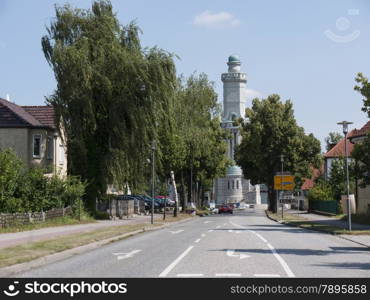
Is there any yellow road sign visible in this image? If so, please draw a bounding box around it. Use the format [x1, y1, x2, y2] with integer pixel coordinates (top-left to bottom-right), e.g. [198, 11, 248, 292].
[274, 175, 295, 190]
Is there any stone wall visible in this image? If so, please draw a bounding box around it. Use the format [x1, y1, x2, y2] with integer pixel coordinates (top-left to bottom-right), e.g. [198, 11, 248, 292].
[0, 206, 72, 228]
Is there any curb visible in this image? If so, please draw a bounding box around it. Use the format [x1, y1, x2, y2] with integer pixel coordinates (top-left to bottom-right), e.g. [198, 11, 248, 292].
[0, 215, 196, 277]
[264, 210, 370, 249]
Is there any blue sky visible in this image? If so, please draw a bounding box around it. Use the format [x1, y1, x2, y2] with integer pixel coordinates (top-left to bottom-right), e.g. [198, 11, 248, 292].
[0, 0, 369, 150]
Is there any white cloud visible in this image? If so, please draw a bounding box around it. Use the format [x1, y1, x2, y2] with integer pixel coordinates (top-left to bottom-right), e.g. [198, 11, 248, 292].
[193, 10, 241, 28]
[245, 89, 262, 100]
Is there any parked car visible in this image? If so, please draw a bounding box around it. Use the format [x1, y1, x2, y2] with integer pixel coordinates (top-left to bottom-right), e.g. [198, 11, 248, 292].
[155, 196, 175, 207]
[133, 195, 161, 210]
[219, 204, 233, 214]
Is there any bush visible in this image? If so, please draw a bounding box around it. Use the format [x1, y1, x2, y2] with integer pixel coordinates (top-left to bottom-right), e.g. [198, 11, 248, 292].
[0, 149, 23, 213]
[307, 182, 334, 202]
[0, 149, 86, 214]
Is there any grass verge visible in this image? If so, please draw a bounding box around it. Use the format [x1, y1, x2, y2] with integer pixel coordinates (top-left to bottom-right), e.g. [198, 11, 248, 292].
[266, 210, 370, 236]
[0, 213, 193, 268]
[0, 215, 95, 234]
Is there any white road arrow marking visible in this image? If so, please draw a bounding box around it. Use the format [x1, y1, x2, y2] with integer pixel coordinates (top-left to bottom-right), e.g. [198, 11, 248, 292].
[226, 249, 250, 259]
[113, 250, 141, 260]
[169, 230, 184, 234]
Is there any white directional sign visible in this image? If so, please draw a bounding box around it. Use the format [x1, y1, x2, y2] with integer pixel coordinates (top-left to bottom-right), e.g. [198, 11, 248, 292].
[113, 250, 141, 260]
[169, 230, 184, 234]
[226, 249, 250, 259]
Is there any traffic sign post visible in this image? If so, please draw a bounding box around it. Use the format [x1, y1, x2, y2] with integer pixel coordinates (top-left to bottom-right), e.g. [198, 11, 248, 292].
[274, 173, 295, 220]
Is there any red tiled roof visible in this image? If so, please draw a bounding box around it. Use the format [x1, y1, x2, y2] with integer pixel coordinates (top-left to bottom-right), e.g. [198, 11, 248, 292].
[0, 98, 55, 129]
[324, 130, 355, 158]
[0, 98, 42, 127]
[22, 106, 55, 128]
[301, 167, 323, 190]
[350, 121, 370, 139]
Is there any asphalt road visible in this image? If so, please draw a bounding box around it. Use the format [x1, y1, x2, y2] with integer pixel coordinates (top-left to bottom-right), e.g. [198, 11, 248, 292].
[17, 208, 370, 278]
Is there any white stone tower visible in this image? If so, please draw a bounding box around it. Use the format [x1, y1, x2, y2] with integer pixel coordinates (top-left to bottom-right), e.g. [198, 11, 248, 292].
[215, 55, 261, 205]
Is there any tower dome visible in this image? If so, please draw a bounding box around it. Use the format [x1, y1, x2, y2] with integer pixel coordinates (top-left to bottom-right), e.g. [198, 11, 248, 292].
[228, 55, 240, 63]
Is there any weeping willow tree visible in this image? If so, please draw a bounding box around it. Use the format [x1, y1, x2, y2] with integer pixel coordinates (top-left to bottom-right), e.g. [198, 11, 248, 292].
[42, 0, 177, 210]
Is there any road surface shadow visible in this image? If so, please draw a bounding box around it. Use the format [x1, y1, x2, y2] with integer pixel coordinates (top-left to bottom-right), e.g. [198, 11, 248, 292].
[312, 262, 370, 270]
[210, 247, 369, 256]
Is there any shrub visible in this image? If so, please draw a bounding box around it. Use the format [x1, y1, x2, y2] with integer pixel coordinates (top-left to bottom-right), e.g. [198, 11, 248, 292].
[307, 182, 334, 202]
[0, 149, 23, 213]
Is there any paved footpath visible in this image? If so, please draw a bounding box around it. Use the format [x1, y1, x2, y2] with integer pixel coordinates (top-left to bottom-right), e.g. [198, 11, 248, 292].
[0, 215, 162, 249]
[16, 208, 370, 278]
[285, 210, 370, 248]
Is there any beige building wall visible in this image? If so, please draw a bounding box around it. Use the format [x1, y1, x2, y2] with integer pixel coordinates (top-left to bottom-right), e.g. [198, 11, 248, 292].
[0, 128, 29, 166]
[357, 185, 370, 215]
[0, 127, 67, 177]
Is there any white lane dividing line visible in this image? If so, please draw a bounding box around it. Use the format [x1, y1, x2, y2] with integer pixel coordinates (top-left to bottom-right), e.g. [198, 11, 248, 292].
[201, 233, 206, 237]
[204, 221, 213, 224]
[229, 220, 295, 278]
[215, 273, 241, 277]
[208, 229, 214, 232]
[195, 239, 201, 243]
[254, 274, 281, 277]
[159, 246, 194, 278]
[177, 274, 204, 277]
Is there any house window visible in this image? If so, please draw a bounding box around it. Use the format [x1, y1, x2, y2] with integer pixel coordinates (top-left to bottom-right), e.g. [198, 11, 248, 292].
[33, 135, 41, 158]
[228, 181, 230, 190]
[47, 136, 53, 159]
[232, 181, 235, 189]
[59, 144, 64, 165]
[237, 180, 239, 189]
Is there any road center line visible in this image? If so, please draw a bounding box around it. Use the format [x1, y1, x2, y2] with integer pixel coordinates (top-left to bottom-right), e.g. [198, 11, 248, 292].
[254, 274, 281, 277]
[195, 238, 201, 243]
[215, 273, 241, 277]
[208, 229, 214, 232]
[159, 246, 194, 277]
[177, 274, 204, 277]
[229, 220, 295, 278]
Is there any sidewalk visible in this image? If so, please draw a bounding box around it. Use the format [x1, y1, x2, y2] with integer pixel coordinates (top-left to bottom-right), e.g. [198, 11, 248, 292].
[284, 209, 370, 248]
[0, 214, 164, 249]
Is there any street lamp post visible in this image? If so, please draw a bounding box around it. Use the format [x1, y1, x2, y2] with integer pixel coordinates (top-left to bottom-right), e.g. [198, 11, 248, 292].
[337, 121, 353, 231]
[151, 140, 156, 225]
[280, 154, 284, 219]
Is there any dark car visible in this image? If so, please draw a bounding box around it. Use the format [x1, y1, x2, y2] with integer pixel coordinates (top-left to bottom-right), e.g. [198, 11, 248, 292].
[219, 204, 233, 214]
[132, 195, 161, 210]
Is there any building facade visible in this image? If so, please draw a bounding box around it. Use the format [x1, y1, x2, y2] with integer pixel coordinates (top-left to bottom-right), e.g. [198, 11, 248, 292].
[0, 98, 67, 176]
[214, 55, 261, 205]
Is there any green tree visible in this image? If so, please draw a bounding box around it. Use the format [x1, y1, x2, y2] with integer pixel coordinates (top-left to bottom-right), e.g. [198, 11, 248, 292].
[167, 74, 230, 207]
[42, 0, 177, 210]
[328, 157, 356, 200]
[324, 132, 343, 151]
[351, 133, 370, 187]
[354, 73, 370, 118]
[235, 94, 321, 212]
